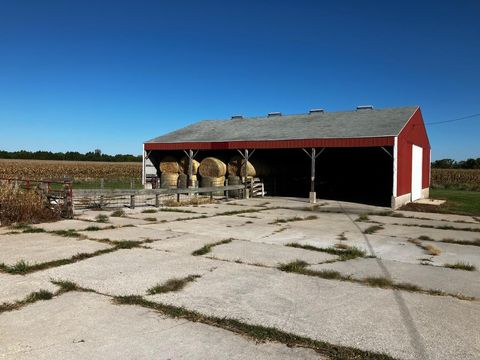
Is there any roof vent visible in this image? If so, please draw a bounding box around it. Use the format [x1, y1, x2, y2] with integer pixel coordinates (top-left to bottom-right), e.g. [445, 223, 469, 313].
[231, 115, 243, 120]
[309, 108, 324, 114]
[267, 112, 282, 117]
[356, 105, 374, 110]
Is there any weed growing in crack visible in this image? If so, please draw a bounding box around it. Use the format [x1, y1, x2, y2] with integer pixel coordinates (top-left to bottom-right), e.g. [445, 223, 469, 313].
[363, 225, 383, 234]
[444, 262, 476, 271]
[192, 239, 234, 256]
[147, 275, 200, 295]
[286, 243, 366, 261]
[111, 209, 126, 217]
[95, 214, 109, 223]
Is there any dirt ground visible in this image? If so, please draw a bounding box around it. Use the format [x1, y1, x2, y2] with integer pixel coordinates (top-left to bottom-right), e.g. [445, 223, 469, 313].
[1, 197, 479, 360]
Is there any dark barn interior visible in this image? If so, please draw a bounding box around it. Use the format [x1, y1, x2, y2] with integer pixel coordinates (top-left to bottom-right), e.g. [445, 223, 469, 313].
[148, 146, 393, 207]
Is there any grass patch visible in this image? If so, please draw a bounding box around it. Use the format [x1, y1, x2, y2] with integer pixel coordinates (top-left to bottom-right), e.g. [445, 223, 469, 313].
[111, 209, 125, 217]
[0, 259, 30, 274]
[112, 295, 396, 360]
[418, 235, 433, 241]
[356, 214, 370, 222]
[334, 242, 350, 250]
[84, 225, 102, 231]
[216, 208, 264, 216]
[144, 217, 157, 222]
[0, 289, 54, 314]
[286, 243, 367, 261]
[52, 229, 83, 238]
[21, 226, 46, 233]
[270, 215, 318, 224]
[147, 275, 200, 295]
[439, 238, 480, 247]
[141, 209, 158, 214]
[444, 262, 476, 271]
[95, 214, 109, 223]
[192, 238, 234, 256]
[51, 279, 80, 292]
[111, 240, 142, 249]
[409, 239, 442, 256]
[159, 208, 197, 214]
[363, 225, 383, 234]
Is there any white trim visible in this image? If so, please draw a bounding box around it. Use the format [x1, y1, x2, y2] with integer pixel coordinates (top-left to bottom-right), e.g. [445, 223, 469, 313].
[411, 145, 423, 201]
[392, 136, 398, 197]
[142, 144, 146, 186]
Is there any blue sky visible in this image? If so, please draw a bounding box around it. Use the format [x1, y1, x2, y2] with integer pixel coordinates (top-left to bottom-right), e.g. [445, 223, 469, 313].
[0, 0, 479, 160]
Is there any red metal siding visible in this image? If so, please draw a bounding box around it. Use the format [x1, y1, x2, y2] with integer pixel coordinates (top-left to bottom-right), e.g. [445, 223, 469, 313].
[396, 108, 431, 196]
[145, 136, 395, 151]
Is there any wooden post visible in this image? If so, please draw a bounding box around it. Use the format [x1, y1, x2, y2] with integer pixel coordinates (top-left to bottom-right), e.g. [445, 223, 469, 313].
[309, 148, 316, 203]
[63, 181, 74, 219]
[155, 194, 160, 207]
[99, 195, 105, 209]
[188, 149, 193, 187]
[210, 191, 213, 202]
[225, 178, 229, 200]
[130, 195, 135, 209]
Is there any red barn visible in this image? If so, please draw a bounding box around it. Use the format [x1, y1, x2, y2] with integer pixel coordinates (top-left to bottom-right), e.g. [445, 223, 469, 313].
[144, 105, 430, 208]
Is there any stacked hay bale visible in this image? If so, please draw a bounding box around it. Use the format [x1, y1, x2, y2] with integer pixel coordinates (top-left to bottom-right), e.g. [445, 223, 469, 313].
[159, 156, 179, 189]
[179, 156, 199, 187]
[199, 157, 226, 195]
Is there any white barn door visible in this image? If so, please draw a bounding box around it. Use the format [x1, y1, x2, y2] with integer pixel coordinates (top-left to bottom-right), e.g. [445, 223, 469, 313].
[411, 145, 423, 201]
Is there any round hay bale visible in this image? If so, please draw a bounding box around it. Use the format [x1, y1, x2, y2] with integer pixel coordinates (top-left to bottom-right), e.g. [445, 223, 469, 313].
[179, 156, 200, 175]
[160, 173, 179, 189]
[178, 173, 188, 189]
[201, 176, 225, 196]
[199, 157, 226, 177]
[159, 156, 179, 174]
[227, 156, 256, 177]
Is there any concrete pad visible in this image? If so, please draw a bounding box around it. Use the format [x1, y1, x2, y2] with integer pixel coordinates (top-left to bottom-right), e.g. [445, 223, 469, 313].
[79, 226, 170, 242]
[32, 219, 110, 232]
[0, 273, 59, 304]
[148, 262, 480, 360]
[368, 215, 480, 231]
[36, 249, 224, 296]
[309, 258, 480, 298]
[415, 198, 445, 205]
[0, 233, 112, 265]
[142, 215, 279, 240]
[358, 222, 480, 242]
[420, 240, 480, 269]
[126, 210, 206, 222]
[147, 232, 227, 255]
[0, 292, 321, 360]
[209, 240, 337, 266]
[396, 210, 478, 224]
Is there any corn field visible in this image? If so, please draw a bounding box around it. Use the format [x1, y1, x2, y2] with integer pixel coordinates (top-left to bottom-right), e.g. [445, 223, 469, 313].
[0, 159, 141, 181]
[431, 168, 480, 191]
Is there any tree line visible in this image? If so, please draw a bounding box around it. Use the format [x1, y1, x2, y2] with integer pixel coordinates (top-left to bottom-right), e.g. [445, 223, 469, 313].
[0, 150, 142, 162]
[431, 158, 480, 169]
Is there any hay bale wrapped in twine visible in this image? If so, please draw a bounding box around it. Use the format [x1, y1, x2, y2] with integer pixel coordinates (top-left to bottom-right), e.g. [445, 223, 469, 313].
[179, 156, 200, 175]
[227, 156, 256, 177]
[159, 156, 179, 174]
[201, 176, 225, 195]
[198, 157, 226, 177]
[160, 173, 179, 189]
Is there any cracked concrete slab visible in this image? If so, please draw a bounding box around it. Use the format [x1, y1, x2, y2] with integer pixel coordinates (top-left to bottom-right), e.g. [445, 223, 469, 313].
[208, 239, 337, 266]
[395, 210, 479, 224]
[147, 262, 480, 360]
[36, 249, 224, 296]
[358, 222, 480, 242]
[0, 233, 112, 266]
[0, 291, 322, 360]
[147, 232, 227, 255]
[309, 257, 480, 298]
[0, 273, 59, 304]
[79, 226, 170, 242]
[368, 215, 480, 231]
[419, 240, 480, 269]
[31, 219, 108, 232]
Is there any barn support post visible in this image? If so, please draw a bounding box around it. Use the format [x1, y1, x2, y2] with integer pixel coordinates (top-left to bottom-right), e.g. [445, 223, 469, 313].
[302, 148, 325, 204]
[183, 149, 198, 189]
[236, 148, 255, 199]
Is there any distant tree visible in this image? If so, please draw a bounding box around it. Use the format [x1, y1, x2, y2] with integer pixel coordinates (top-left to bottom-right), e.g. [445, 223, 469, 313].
[0, 149, 142, 162]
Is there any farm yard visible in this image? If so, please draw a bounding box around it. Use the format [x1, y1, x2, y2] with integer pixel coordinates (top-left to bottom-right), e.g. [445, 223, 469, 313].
[1, 197, 479, 359]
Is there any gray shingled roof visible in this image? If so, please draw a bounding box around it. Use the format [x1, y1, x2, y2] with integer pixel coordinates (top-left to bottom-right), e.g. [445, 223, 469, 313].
[146, 106, 418, 143]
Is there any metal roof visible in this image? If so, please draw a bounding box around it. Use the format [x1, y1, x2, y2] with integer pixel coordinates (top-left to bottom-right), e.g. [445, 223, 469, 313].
[146, 106, 418, 144]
